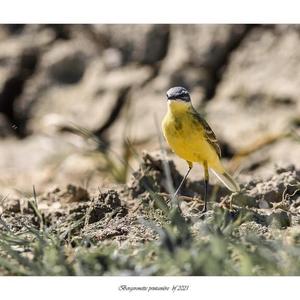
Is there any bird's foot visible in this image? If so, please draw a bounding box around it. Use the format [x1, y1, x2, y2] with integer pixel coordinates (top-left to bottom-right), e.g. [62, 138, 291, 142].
[198, 205, 209, 218]
[201, 201, 208, 213]
[200, 206, 207, 214]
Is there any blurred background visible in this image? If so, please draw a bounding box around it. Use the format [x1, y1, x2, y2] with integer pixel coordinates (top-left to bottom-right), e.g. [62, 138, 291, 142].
[0, 24, 299, 196]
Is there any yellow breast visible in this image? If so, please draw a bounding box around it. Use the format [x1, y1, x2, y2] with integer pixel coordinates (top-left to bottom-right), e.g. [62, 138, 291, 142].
[162, 101, 222, 171]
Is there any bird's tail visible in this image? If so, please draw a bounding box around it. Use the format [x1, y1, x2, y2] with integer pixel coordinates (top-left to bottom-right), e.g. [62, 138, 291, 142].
[210, 169, 240, 192]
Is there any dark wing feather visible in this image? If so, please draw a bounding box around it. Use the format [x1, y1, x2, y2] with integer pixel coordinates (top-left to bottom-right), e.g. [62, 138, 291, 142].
[190, 110, 222, 158]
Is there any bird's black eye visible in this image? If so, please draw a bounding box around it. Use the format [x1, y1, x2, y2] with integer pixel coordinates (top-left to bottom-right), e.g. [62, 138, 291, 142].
[180, 92, 190, 101]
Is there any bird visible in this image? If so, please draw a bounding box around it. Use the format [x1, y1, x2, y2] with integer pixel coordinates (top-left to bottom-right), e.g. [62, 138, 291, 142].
[161, 86, 240, 212]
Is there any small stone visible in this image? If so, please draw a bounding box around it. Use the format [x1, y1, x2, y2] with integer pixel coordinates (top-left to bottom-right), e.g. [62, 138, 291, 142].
[268, 209, 291, 228]
[231, 194, 257, 208]
[2, 198, 21, 213]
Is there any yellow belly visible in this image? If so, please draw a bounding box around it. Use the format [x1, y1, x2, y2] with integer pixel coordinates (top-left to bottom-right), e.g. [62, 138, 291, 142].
[162, 110, 223, 172]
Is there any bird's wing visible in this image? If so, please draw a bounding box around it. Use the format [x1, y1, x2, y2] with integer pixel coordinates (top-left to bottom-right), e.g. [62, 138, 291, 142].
[190, 110, 222, 158]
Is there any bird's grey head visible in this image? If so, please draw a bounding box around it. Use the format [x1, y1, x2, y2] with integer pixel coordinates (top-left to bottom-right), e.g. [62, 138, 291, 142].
[166, 86, 191, 102]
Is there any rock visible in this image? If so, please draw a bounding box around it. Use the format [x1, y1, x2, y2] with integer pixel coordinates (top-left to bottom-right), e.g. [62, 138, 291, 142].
[158, 24, 248, 95]
[14, 36, 101, 134]
[206, 26, 300, 173]
[247, 168, 299, 204]
[231, 193, 257, 208]
[219, 166, 299, 211]
[25, 59, 152, 138]
[92, 24, 170, 65]
[267, 209, 291, 228]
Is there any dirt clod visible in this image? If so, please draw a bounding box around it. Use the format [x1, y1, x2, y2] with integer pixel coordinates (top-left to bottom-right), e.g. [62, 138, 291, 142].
[1, 198, 21, 213]
[86, 190, 127, 224]
[58, 184, 90, 204]
[128, 152, 183, 198]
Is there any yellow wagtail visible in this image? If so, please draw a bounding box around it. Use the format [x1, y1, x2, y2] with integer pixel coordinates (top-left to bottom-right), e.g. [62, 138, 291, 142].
[162, 86, 240, 212]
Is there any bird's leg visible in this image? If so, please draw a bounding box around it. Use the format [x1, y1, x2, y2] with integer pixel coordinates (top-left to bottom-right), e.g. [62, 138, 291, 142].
[172, 161, 192, 201]
[202, 161, 209, 213]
